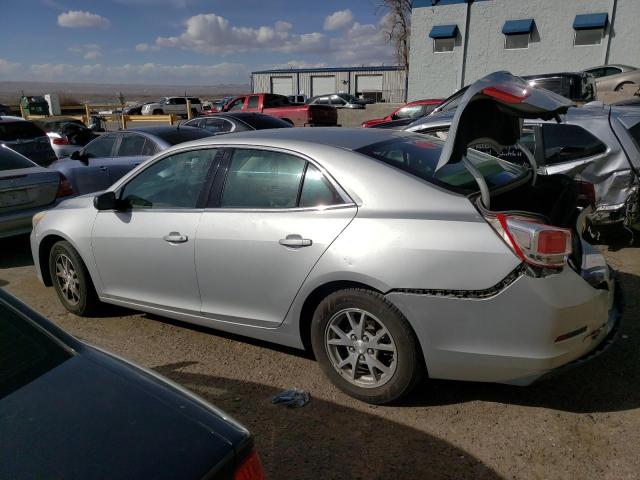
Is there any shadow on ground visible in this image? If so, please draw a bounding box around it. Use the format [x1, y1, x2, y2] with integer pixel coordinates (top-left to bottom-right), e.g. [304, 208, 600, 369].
[0, 235, 34, 269]
[154, 362, 503, 480]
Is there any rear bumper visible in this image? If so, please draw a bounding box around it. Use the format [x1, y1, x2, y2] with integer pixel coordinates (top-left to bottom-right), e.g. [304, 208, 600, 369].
[387, 256, 621, 385]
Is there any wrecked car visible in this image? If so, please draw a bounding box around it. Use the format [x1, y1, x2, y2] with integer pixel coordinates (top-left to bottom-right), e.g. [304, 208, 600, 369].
[405, 94, 640, 235]
[31, 72, 621, 404]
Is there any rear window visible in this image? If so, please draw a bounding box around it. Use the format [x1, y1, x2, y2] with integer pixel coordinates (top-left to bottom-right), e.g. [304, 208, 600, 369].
[154, 127, 214, 145]
[0, 146, 36, 171]
[0, 121, 46, 141]
[0, 303, 71, 399]
[237, 114, 292, 130]
[264, 95, 291, 108]
[356, 136, 526, 193]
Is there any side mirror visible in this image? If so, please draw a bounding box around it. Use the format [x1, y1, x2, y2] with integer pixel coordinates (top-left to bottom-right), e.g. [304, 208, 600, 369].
[93, 191, 117, 210]
[70, 150, 82, 160]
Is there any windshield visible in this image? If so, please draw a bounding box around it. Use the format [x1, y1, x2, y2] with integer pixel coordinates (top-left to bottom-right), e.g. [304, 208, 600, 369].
[355, 135, 527, 193]
[0, 146, 37, 170]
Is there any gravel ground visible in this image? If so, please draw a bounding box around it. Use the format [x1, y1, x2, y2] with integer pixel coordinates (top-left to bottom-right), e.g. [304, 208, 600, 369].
[1, 234, 639, 480]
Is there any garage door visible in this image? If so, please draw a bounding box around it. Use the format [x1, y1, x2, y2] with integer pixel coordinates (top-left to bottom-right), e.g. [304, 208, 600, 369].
[271, 77, 293, 96]
[311, 76, 335, 96]
[356, 75, 383, 95]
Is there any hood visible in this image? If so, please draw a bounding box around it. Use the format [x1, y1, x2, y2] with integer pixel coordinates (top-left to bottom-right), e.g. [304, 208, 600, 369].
[434, 71, 574, 171]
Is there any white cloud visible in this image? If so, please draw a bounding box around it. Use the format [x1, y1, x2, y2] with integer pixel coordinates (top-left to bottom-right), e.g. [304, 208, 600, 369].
[323, 9, 354, 31]
[58, 10, 110, 29]
[135, 43, 160, 52]
[272, 60, 329, 69]
[68, 44, 103, 60]
[0, 58, 21, 76]
[20, 62, 248, 84]
[154, 13, 326, 54]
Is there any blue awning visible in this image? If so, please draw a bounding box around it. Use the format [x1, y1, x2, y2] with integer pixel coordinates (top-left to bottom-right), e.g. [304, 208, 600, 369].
[573, 13, 608, 30]
[502, 19, 535, 35]
[429, 24, 458, 39]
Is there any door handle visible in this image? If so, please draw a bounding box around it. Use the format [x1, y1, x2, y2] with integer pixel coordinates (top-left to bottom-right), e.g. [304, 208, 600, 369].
[163, 232, 188, 243]
[279, 234, 312, 248]
[99, 166, 108, 172]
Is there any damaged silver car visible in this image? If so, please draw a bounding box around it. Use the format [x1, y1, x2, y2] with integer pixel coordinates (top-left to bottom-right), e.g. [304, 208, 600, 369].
[405, 91, 640, 235]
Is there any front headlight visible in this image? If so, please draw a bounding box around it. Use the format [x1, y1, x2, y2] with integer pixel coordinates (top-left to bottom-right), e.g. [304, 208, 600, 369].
[32, 211, 46, 228]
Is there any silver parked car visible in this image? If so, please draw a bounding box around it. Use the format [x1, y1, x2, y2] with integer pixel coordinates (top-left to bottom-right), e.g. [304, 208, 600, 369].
[31, 73, 621, 404]
[583, 64, 640, 92]
[1, 145, 72, 238]
[404, 105, 640, 233]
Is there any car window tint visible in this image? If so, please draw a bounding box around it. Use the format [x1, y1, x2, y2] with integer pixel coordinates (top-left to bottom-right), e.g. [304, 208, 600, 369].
[203, 118, 234, 134]
[228, 98, 245, 111]
[83, 134, 116, 158]
[0, 303, 71, 400]
[542, 124, 606, 165]
[154, 128, 213, 145]
[264, 95, 290, 107]
[0, 147, 36, 170]
[604, 67, 622, 76]
[141, 139, 158, 156]
[121, 149, 217, 209]
[174, 98, 186, 105]
[394, 105, 423, 120]
[221, 149, 305, 208]
[117, 134, 147, 157]
[247, 96, 260, 109]
[299, 164, 344, 208]
[236, 114, 292, 130]
[0, 122, 46, 141]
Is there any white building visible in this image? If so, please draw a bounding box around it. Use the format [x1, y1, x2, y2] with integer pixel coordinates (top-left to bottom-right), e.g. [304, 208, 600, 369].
[407, 0, 640, 100]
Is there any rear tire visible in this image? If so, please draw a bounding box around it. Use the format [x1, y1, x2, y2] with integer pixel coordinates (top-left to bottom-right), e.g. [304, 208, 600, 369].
[49, 240, 100, 316]
[153, 109, 163, 115]
[311, 288, 425, 404]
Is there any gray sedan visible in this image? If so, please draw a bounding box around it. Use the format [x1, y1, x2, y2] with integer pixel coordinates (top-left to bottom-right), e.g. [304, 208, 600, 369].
[31, 73, 621, 404]
[0, 145, 71, 238]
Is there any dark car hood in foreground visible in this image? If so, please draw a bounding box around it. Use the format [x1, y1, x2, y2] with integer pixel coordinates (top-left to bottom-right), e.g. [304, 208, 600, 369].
[0, 294, 250, 480]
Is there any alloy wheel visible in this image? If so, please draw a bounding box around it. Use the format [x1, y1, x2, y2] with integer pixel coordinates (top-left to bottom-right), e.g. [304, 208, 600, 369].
[54, 254, 81, 306]
[324, 308, 397, 388]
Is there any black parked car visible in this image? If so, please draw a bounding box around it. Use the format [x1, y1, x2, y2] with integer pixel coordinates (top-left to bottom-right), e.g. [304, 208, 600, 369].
[0, 116, 57, 166]
[184, 112, 293, 134]
[0, 289, 265, 480]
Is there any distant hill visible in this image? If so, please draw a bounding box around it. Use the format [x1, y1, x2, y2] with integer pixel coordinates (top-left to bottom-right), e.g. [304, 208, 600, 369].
[0, 81, 250, 105]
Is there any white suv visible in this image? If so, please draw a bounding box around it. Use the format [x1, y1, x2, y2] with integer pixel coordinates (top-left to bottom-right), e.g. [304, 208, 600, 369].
[141, 97, 202, 116]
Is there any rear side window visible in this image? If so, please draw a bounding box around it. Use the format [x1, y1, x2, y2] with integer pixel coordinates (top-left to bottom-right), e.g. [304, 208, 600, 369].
[188, 98, 201, 104]
[0, 303, 71, 399]
[0, 146, 36, 170]
[0, 122, 46, 141]
[117, 134, 147, 157]
[221, 149, 305, 208]
[237, 114, 292, 130]
[203, 118, 235, 134]
[299, 164, 344, 207]
[247, 96, 260, 109]
[264, 95, 290, 108]
[173, 98, 186, 105]
[542, 124, 606, 165]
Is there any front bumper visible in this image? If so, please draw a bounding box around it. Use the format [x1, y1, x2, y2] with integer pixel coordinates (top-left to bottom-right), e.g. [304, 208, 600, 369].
[387, 248, 621, 385]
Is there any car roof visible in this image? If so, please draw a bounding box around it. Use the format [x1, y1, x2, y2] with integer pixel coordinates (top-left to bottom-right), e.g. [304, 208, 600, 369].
[174, 126, 412, 151]
[0, 115, 27, 123]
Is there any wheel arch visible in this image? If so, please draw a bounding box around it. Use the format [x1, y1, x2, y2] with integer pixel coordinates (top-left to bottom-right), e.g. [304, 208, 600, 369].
[38, 232, 92, 288]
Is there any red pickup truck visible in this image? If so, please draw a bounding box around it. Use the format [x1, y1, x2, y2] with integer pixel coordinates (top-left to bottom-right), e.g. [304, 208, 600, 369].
[212, 93, 338, 127]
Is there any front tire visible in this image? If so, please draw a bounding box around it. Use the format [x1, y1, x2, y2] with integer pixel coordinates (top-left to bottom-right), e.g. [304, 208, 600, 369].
[49, 240, 100, 316]
[153, 108, 163, 115]
[311, 288, 424, 404]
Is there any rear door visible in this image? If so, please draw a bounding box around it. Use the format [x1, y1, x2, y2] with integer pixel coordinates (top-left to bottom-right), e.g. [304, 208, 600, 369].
[195, 147, 356, 327]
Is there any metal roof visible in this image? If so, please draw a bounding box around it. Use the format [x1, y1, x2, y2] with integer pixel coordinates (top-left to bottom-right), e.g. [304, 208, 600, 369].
[252, 66, 405, 75]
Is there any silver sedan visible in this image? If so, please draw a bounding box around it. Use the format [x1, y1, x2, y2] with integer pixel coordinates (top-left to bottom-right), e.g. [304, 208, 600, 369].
[30, 73, 622, 404]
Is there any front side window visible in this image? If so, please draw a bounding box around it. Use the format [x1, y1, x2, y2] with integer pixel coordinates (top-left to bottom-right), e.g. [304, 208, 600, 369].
[575, 28, 603, 46]
[330, 96, 345, 106]
[221, 149, 305, 208]
[83, 134, 116, 159]
[505, 33, 529, 49]
[120, 149, 217, 209]
[604, 67, 622, 76]
[434, 38, 454, 52]
[228, 98, 245, 111]
[116, 133, 147, 157]
[542, 124, 606, 165]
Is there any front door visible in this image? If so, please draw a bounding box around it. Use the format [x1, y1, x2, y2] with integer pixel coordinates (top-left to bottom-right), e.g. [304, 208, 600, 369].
[196, 147, 356, 327]
[72, 133, 116, 194]
[92, 147, 220, 312]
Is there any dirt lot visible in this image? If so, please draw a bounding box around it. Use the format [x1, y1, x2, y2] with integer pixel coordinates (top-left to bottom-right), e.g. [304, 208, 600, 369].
[1, 234, 639, 480]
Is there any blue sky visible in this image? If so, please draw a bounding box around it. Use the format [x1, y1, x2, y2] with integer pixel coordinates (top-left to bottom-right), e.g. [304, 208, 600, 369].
[0, 0, 397, 85]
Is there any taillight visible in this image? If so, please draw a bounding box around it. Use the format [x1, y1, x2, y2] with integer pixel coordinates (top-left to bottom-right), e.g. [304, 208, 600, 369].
[482, 84, 531, 104]
[56, 173, 73, 198]
[234, 449, 265, 480]
[486, 213, 572, 268]
[576, 180, 596, 208]
[52, 137, 69, 145]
